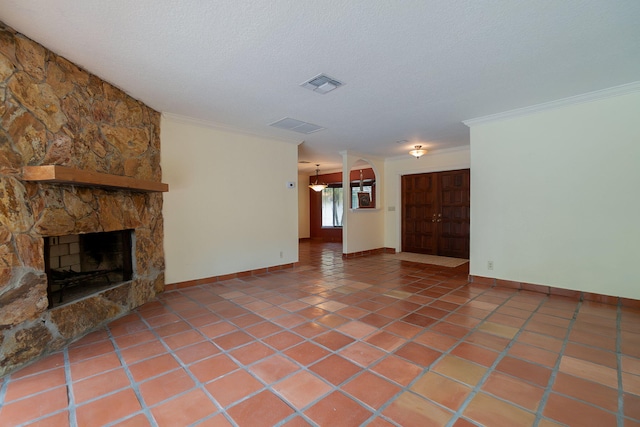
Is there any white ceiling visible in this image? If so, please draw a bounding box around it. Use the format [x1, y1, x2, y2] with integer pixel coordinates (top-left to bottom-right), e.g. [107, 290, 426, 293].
[1, 0, 639, 173]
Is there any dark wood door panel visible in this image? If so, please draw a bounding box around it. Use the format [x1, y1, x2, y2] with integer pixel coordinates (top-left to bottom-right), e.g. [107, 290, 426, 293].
[441, 206, 468, 220]
[402, 169, 470, 258]
[438, 169, 470, 258]
[402, 174, 438, 254]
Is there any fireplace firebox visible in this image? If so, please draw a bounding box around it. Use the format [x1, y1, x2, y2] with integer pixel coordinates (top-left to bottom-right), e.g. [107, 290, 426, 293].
[44, 230, 134, 308]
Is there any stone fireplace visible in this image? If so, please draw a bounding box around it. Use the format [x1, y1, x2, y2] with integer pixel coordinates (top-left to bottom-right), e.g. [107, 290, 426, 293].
[0, 23, 166, 376]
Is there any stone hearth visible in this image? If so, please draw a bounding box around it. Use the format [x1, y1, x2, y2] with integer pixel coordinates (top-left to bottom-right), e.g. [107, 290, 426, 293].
[0, 22, 165, 376]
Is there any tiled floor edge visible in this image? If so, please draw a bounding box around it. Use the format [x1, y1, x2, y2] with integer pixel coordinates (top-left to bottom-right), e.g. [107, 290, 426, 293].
[164, 262, 299, 290]
[342, 247, 396, 259]
[468, 274, 640, 308]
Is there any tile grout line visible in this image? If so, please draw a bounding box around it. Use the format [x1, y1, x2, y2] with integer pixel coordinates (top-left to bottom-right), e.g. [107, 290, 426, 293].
[134, 301, 238, 427]
[104, 320, 160, 427]
[63, 348, 78, 427]
[143, 276, 630, 427]
[230, 271, 523, 425]
[349, 283, 538, 426]
[173, 277, 429, 426]
[233, 290, 375, 427]
[304, 270, 462, 426]
[181, 253, 635, 425]
[339, 276, 476, 425]
[358, 280, 492, 425]
[284, 264, 568, 420]
[443, 291, 550, 427]
[116, 276, 552, 422]
[182, 290, 321, 427]
[535, 304, 627, 423]
[1, 349, 73, 427]
[164, 280, 345, 426]
[243, 283, 388, 427]
[531, 298, 582, 427]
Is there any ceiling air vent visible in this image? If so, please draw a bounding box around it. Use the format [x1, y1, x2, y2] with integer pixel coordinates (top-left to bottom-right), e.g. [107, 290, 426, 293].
[300, 73, 344, 94]
[269, 117, 325, 134]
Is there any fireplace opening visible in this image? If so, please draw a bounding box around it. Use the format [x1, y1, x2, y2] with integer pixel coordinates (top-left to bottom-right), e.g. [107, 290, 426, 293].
[44, 230, 134, 308]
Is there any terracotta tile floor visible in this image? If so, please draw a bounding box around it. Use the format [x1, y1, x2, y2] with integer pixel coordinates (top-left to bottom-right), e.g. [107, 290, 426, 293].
[2, 241, 640, 426]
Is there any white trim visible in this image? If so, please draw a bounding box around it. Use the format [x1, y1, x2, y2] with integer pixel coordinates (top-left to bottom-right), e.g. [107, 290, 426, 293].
[162, 112, 303, 145]
[463, 81, 640, 127]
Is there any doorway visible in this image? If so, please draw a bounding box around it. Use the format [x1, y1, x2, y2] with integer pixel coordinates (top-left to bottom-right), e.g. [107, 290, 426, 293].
[401, 169, 470, 258]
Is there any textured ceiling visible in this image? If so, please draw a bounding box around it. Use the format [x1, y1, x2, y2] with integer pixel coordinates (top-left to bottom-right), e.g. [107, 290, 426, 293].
[1, 0, 639, 172]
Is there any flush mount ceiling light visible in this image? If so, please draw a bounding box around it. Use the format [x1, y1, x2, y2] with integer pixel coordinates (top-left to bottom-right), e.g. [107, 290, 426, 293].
[409, 145, 427, 159]
[269, 117, 325, 134]
[300, 74, 344, 94]
[309, 164, 328, 192]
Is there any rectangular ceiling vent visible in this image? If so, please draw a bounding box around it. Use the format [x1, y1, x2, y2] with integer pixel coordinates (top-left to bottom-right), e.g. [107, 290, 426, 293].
[269, 117, 325, 134]
[300, 73, 344, 94]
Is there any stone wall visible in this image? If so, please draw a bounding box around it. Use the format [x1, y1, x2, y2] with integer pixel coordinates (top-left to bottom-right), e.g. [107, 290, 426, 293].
[0, 22, 164, 376]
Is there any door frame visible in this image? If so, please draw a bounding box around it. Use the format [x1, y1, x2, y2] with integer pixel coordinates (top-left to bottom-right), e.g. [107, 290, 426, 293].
[393, 163, 470, 254]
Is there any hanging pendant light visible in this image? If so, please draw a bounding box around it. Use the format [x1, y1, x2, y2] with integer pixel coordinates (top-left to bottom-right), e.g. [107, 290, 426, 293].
[309, 164, 328, 192]
[409, 145, 427, 159]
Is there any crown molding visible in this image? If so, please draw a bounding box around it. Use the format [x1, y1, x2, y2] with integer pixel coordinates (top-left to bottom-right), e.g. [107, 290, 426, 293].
[463, 81, 640, 127]
[161, 112, 304, 145]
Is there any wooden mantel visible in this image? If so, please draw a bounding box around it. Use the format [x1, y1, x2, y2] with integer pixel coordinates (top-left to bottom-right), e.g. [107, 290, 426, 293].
[21, 165, 169, 192]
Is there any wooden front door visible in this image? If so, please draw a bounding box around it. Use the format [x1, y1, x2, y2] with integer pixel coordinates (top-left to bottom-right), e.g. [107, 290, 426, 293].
[401, 169, 470, 258]
[402, 173, 438, 254]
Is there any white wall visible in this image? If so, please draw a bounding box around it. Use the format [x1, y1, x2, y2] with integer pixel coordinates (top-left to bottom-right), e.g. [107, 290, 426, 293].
[298, 173, 310, 239]
[384, 147, 471, 251]
[342, 152, 385, 254]
[468, 91, 640, 299]
[161, 115, 299, 284]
